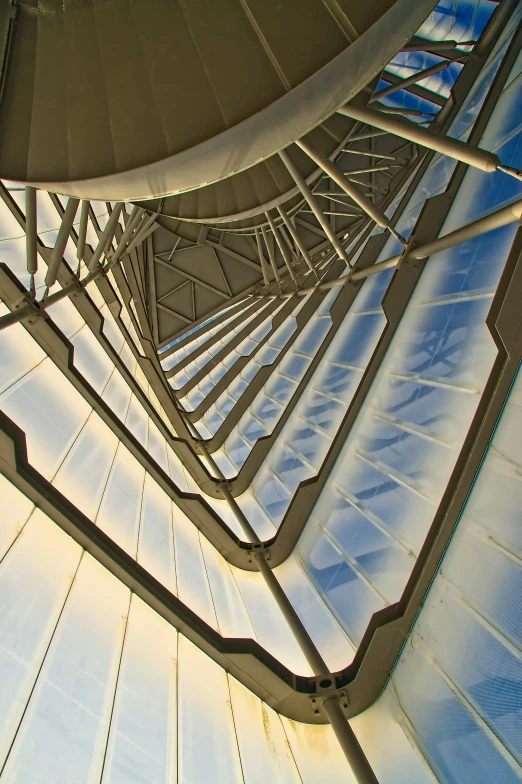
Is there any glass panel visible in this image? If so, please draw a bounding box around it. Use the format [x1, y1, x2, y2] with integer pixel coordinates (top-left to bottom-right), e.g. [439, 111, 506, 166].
[0, 475, 34, 559]
[101, 598, 177, 784]
[53, 413, 119, 520]
[0, 511, 81, 769]
[172, 511, 217, 630]
[281, 717, 358, 784]
[0, 359, 91, 480]
[178, 638, 244, 784]
[137, 475, 177, 594]
[96, 444, 145, 555]
[1, 554, 129, 784]
[228, 677, 301, 784]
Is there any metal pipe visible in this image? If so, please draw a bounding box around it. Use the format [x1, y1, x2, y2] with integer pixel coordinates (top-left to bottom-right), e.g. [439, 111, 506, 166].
[338, 103, 500, 172]
[302, 210, 362, 217]
[266, 211, 298, 284]
[279, 148, 350, 265]
[45, 197, 80, 288]
[76, 200, 90, 262]
[345, 129, 388, 142]
[401, 38, 460, 52]
[377, 106, 435, 117]
[296, 138, 396, 231]
[476, 0, 520, 55]
[410, 198, 522, 259]
[255, 228, 271, 286]
[341, 149, 404, 161]
[261, 225, 281, 286]
[25, 186, 37, 275]
[87, 202, 123, 271]
[252, 551, 330, 676]
[277, 206, 316, 274]
[370, 59, 452, 102]
[0, 264, 106, 331]
[296, 197, 522, 296]
[322, 697, 379, 784]
[341, 164, 400, 176]
[124, 212, 158, 257]
[109, 205, 145, 266]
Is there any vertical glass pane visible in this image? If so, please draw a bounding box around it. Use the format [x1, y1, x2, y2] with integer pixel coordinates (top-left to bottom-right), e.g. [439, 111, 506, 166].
[198, 538, 255, 639]
[178, 638, 243, 784]
[228, 677, 301, 783]
[172, 512, 217, 630]
[0, 359, 91, 480]
[0, 319, 45, 394]
[0, 511, 81, 769]
[102, 598, 177, 784]
[137, 475, 177, 594]
[281, 717, 357, 783]
[96, 444, 145, 556]
[0, 476, 34, 559]
[1, 555, 129, 784]
[53, 414, 119, 520]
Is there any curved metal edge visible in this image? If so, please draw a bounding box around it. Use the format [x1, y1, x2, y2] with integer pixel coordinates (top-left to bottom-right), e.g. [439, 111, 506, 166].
[23, 0, 438, 201]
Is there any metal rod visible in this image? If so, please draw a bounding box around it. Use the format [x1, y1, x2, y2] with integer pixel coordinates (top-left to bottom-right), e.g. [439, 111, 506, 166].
[279, 148, 350, 265]
[261, 225, 280, 285]
[476, 0, 520, 55]
[295, 197, 522, 296]
[341, 164, 401, 176]
[109, 205, 145, 266]
[123, 216, 159, 257]
[296, 138, 396, 232]
[252, 551, 330, 676]
[87, 202, 123, 271]
[322, 697, 379, 784]
[377, 106, 435, 117]
[45, 197, 80, 288]
[25, 186, 37, 275]
[338, 103, 500, 172]
[371, 59, 452, 102]
[76, 200, 90, 262]
[411, 198, 522, 259]
[266, 211, 298, 284]
[401, 38, 461, 52]
[277, 206, 316, 275]
[341, 149, 404, 161]
[345, 129, 388, 142]
[255, 228, 271, 286]
[302, 209, 362, 217]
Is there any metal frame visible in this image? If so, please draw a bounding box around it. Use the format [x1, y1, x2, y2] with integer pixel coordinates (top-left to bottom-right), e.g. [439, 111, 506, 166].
[0, 6, 519, 773]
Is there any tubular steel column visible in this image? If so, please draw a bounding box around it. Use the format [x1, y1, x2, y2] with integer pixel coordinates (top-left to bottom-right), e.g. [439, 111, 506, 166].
[338, 103, 501, 171]
[277, 206, 316, 276]
[279, 148, 350, 266]
[266, 211, 298, 285]
[296, 137, 399, 234]
[25, 186, 37, 292]
[202, 440, 379, 784]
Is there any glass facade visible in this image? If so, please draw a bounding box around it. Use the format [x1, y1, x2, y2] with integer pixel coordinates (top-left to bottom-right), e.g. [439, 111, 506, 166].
[1, 2, 521, 782]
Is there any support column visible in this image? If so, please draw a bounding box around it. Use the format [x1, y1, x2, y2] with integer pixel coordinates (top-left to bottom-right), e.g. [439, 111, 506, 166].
[279, 148, 350, 266]
[266, 211, 298, 285]
[205, 400, 380, 784]
[296, 138, 402, 239]
[277, 206, 316, 276]
[338, 103, 500, 171]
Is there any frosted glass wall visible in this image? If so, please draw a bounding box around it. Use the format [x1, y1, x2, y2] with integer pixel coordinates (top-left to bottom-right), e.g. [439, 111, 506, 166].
[352, 359, 522, 784]
[0, 501, 357, 784]
[297, 42, 522, 648]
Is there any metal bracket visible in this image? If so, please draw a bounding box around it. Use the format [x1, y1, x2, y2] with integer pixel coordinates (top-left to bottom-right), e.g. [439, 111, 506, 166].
[310, 689, 350, 716]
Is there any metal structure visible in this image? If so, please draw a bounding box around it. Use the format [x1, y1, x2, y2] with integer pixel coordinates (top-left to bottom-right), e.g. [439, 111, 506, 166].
[0, 1, 521, 782]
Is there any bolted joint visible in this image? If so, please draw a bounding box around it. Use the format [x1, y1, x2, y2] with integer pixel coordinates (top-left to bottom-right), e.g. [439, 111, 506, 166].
[310, 689, 349, 717]
[15, 292, 48, 326]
